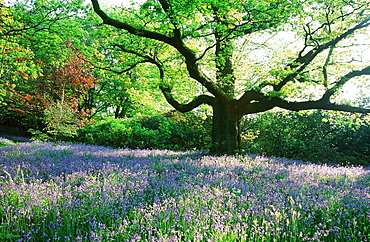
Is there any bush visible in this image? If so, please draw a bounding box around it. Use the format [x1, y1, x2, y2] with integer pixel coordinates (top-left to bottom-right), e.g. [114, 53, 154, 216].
[242, 110, 370, 165]
[26, 102, 81, 142]
[42, 102, 80, 141]
[77, 111, 211, 151]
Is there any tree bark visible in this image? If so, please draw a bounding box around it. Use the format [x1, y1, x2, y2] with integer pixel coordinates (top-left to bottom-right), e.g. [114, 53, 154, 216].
[210, 100, 241, 155]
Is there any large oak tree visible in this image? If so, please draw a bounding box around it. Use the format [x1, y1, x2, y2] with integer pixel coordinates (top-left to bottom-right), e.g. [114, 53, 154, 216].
[91, 0, 370, 154]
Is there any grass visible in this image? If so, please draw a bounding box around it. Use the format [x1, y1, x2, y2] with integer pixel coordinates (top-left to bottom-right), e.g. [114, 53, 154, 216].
[0, 141, 369, 241]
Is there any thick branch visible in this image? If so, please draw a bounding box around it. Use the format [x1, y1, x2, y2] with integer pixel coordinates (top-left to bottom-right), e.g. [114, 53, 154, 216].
[322, 45, 335, 88]
[160, 86, 216, 113]
[239, 90, 370, 115]
[157, 0, 181, 37]
[238, 89, 265, 106]
[91, 0, 173, 44]
[275, 99, 370, 113]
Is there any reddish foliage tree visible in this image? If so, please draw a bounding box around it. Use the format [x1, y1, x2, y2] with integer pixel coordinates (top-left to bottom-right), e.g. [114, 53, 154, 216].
[9, 43, 98, 124]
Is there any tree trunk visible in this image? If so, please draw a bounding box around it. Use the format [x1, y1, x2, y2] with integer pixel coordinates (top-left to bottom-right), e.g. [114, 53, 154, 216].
[210, 100, 241, 155]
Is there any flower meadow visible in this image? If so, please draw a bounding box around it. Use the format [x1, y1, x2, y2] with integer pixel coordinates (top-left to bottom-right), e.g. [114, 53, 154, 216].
[0, 138, 14, 147]
[0, 142, 369, 242]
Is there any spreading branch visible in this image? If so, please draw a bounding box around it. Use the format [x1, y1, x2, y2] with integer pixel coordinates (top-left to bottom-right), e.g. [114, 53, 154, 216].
[273, 17, 370, 91]
[275, 99, 370, 114]
[91, 0, 173, 44]
[321, 65, 370, 103]
[239, 91, 370, 116]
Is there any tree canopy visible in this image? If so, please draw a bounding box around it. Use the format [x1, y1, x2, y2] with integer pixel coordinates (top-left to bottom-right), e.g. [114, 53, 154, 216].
[90, 0, 370, 154]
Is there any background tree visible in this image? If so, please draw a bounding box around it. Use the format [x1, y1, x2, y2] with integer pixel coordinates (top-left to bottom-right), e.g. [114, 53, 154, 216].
[81, 66, 170, 119]
[0, 0, 99, 131]
[0, 0, 87, 81]
[91, 0, 370, 154]
[0, 1, 39, 119]
[8, 43, 98, 132]
[80, 10, 179, 118]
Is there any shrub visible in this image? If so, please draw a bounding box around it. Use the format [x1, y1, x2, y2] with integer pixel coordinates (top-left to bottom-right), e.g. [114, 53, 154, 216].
[27, 102, 81, 142]
[43, 102, 80, 140]
[77, 111, 211, 151]
[242, 110, 370, 165]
